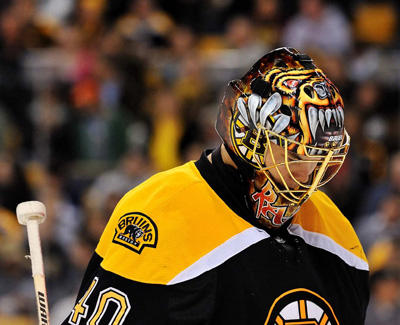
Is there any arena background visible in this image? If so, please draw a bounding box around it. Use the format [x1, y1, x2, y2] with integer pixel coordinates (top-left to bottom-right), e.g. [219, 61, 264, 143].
[0, 0, 399, 323]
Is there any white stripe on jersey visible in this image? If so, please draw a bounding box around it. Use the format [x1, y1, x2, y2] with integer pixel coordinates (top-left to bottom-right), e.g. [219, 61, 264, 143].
[168, 227, 270, 285]
[288, 223, 369, 271]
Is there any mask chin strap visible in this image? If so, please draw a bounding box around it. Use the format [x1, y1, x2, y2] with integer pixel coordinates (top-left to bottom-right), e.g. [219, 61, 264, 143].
[224, 145, 255, 179]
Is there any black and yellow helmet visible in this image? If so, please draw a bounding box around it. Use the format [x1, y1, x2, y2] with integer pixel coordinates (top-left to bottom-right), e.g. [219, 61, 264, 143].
[216, 47, 349, 228]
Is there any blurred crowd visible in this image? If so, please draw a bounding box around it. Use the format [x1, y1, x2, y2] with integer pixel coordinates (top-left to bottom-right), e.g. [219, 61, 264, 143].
[1, 0, 400, 323]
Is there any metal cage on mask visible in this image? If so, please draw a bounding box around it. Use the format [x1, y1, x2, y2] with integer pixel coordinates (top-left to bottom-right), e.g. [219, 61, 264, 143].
[251, 126, 350, 206]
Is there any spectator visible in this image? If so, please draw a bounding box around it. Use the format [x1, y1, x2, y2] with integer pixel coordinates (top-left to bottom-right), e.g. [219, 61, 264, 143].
[281, 0, 352, 56]
[148, 86, 183, 171]
[359, 151, 400, 217]
[252, 0, 281, 47]
[84, 150, 152, 211]
[115, 0, 174, 55]
[355, 193, 400, 254]
[0, 154, 33, 212]
[366, 268, 400, 325]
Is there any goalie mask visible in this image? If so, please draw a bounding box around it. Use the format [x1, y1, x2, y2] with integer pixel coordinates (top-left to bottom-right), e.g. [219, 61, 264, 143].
[216, 47, 350, 229]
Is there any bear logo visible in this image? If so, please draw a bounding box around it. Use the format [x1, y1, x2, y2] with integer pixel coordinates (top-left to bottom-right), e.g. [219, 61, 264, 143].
[123, 224, 144, 245]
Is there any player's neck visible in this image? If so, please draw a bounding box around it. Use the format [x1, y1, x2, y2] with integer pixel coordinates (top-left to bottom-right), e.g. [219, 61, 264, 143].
[207, 144, 237, 169]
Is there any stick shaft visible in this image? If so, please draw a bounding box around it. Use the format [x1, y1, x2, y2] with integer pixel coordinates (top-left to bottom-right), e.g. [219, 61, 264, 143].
[26, 219, 50, 324]
[27, 219, 44, 276]
[33, 275, 51, 325]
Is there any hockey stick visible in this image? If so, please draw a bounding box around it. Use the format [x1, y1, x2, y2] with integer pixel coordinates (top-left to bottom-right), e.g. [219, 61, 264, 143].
[16, 201, 50, 325]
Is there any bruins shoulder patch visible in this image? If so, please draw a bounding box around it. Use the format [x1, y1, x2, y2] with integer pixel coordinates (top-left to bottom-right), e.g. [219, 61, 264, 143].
[112, 212, 158, 254]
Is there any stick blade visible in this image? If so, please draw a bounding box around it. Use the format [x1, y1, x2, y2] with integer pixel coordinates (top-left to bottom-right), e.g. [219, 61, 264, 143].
[16, 201, 47, 225]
